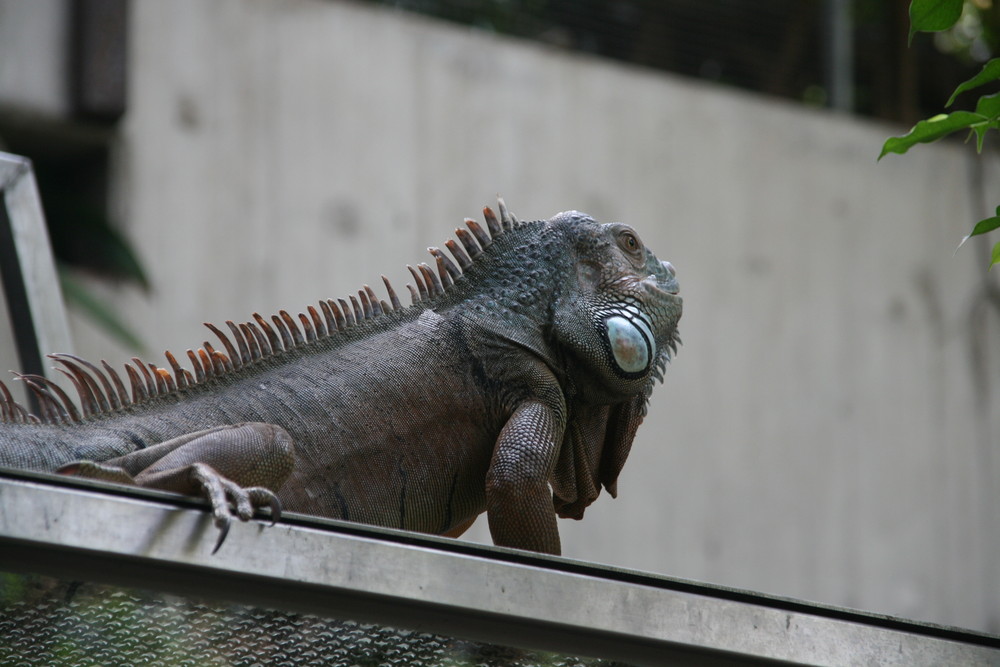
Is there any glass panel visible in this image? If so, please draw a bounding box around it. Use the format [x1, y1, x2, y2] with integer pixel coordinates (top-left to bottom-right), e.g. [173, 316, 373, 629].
[0, 572, 633, 667]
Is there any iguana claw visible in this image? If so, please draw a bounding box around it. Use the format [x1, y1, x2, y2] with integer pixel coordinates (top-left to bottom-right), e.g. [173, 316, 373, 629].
[208, 489, 281, 554]
[188, 462, 282, 553]
[212, 517, 231, 555]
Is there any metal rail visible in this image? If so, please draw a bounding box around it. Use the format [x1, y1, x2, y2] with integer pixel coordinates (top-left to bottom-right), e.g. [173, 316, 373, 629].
[0, 468, 997, 666]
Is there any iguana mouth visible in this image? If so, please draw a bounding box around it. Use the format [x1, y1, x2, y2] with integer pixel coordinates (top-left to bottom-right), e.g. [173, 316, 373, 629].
[640, 276, 681, 303]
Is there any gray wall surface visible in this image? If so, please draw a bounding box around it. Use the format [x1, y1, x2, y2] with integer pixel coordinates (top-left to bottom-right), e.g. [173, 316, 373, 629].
[1, 0, 998, 634]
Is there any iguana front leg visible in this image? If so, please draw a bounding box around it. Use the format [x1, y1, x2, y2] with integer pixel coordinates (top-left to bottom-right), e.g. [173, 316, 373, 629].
[486, 400, 565, 554]
[58, 422, 294, 552]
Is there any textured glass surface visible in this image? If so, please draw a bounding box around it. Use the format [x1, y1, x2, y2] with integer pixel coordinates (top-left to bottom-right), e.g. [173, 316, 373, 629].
[0, 572, 631, 666]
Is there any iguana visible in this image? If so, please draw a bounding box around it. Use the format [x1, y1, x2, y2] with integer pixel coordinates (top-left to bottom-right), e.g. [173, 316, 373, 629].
[0, 200, 681, 555]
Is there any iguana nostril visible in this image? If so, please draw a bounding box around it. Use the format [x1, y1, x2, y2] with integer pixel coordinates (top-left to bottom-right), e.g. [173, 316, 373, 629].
[662, 261, 676, 277]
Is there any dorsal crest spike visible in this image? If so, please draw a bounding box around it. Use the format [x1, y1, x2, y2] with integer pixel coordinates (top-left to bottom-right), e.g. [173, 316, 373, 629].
[156, 366, 176, 392]
[338, 298, 356, 327]
[102, 360, 132, 405]
[358, 289, 374, 319]
[483, 206, 501, 236]
[226, 321, 252, 364]
[299, 312, 317, 342]
[445, 238, 472, 270]
[51, 355, 108, 414]
[497, 197, 515, 230]
[435, 256, 454, 289]
[327, 299, 347, 330]
[60, 354, 120, 411]
[15, 374, 63, 423]
[466, 218, 491, 249]
[0, 379, 14, 421]
[270, 314, 294, 351]
[319, 300, 338, 333]
[307, 306, 327, 338]
[127, 363, 150, 402]
[243, 322, 267, 357]
[364, 286, 383, 317]
[382, 276, 402, 311]
[196, 349, 214, 379]
[348, 295, 363, 322]
[211, 350, 232, 374]
[132, 358, 158, 395]
[418, 263, 444, 296]
[54, 367, 95, 417]
[163, 351, 189, 390]
[455, 226, 482, 259]
[407, 265, 428, 301]
[280, 311, 305, 347]
[240, 323, 263, 361]
[202, 344, 231, 374]
[28, 373, 80, 422]
[429, 247, 461, 281]
[253, 313, 282, 351]
[148, 363, 168, 393]
[205, 323, 242, 369]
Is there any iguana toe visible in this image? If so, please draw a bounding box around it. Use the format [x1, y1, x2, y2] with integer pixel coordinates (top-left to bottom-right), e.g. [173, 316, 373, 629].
[246, 487, 283, 525]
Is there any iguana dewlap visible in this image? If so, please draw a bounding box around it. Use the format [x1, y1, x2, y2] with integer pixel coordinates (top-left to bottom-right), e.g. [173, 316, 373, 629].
[0, 200, 682, 555]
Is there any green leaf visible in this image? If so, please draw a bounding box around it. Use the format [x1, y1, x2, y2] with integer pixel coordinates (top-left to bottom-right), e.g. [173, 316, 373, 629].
[947, 58, 1000, 107]
[970, 215, 1000, 237]
[969, 93, 1000, 151]
[878, 111, 985, 159]
[909, 0, 964, 43]
[959, 206, 1000, 251]
[991, 240, 1000, 270]
[961, 209, 1000, 242]
[975, 92, 1000, 118]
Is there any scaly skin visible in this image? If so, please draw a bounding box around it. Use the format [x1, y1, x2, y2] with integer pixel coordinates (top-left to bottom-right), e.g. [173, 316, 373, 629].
[0, 201, 681, 555]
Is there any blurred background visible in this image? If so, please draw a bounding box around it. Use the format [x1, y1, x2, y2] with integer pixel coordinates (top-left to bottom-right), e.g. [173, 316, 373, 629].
[0, 0, 998, 633]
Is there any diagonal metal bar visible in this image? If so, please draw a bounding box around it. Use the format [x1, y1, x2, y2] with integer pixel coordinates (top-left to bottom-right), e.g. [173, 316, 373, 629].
[0, 152, 73, 412]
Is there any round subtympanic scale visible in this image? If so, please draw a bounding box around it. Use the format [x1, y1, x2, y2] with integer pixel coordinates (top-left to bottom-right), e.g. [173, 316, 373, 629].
[605, 316, 652, 373]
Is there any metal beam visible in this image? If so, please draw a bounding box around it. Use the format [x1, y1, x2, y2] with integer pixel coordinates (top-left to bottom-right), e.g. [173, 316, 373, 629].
[0, 152, 73, 387]
[0, 469, 996, 666]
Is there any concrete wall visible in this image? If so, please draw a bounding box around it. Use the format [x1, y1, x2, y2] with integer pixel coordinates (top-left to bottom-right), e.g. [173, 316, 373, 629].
[2, 0, 998, 633]
[0, 0, 70, 118]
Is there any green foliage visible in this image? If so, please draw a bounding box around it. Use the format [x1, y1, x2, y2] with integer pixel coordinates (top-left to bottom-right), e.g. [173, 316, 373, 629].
[958, 206, 1000, 271]
[909, 0, 964, 43]
[878, 111, 990, 157]
[881, 1, 1000, 269]
[946, 58, 1000, 105]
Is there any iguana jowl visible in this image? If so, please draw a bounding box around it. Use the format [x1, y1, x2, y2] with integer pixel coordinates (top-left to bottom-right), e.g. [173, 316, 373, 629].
[0, 200, 681, 555]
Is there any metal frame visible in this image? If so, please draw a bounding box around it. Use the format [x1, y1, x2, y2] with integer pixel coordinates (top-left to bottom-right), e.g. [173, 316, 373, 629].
[0, 151, 73, 387]
[0, 468, 997, 666]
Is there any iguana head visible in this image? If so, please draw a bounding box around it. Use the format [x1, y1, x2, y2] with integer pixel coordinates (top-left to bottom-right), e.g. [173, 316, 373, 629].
[550, 211, 682, 405]
[546, 210, 682, 519]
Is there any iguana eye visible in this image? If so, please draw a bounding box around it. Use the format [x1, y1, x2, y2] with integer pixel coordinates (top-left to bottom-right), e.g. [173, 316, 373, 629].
[618, 230, 642, 255]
